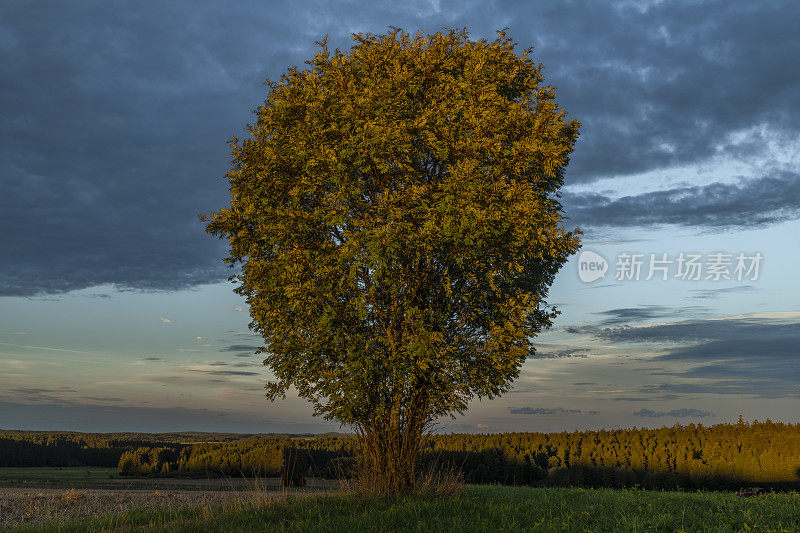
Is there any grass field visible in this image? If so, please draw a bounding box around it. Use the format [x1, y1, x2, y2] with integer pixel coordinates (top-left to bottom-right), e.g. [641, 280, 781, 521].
[0, 467, 114, 484]
[5, 485, 800, 532]
[0, 467, 335, 492]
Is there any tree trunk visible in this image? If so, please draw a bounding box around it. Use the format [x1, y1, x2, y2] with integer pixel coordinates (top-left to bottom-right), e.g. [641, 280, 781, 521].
[358, 410, 425, 494]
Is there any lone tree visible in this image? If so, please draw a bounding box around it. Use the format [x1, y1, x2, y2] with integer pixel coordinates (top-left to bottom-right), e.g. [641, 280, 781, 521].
[203, 27, 580, 493]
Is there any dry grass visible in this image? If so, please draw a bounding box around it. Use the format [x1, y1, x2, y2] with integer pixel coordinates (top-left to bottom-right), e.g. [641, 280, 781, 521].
[0, 486, 286, 528]
[337, 458, 464, 498]
[413, 464, 464, 498]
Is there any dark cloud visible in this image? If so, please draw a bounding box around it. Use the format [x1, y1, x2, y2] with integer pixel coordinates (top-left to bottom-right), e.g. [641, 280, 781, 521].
[190, 369, 259, 376]
[634, 408, 714, 419]
[563, 173, 800, 229]
[3, 1, 799, 295]
[593, 305, 710, 326]
[509, 407, 584, 415]
[219, 345, 261, 353]
[220, 343, 262, 360]
[591, 316, 800, 346]
[529, 348, 590, 359]
[585, 315, 800, 398]
[512, 1, 800, 184]
[143, 357, 162, 361]
[687, 285, 758, 300]
[81, 396, 124, 402]
[613, 394, 681, 402]
[655, 380, 800, 402]
[0, 1, 314, 296]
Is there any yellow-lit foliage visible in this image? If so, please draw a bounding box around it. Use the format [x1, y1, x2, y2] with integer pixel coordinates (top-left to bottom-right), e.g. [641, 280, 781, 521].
[203, 27, 580, 492]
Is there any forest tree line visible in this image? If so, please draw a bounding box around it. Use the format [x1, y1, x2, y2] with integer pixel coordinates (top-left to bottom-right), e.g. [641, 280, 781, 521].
[3, 420, 799, 490]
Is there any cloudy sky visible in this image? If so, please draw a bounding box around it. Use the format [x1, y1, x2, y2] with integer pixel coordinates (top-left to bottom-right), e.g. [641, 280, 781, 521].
[2, 0, 799, 433]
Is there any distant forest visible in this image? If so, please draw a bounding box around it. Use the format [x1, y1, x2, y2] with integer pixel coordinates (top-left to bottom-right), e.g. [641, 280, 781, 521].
[2, 420, 799, 490]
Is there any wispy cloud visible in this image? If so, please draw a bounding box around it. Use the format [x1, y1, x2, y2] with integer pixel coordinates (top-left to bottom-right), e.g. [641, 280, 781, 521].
[205, 370, 259, 376]
[2, 387, 79, 405]
[81, 396, 124, 402]
[188, 368, 259, 376]
[634, 408, 714, 419]
[0, 342, 97, 354]
[687, 285, 758, 300]
[509, 407, 589, 416]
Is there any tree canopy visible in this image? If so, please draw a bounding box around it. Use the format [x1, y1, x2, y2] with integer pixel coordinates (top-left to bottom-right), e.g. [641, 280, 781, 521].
[203, 27, 581, 492]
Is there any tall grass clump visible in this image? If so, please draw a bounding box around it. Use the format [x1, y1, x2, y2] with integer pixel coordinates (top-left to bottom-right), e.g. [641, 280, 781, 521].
[339, 450, 464, 498]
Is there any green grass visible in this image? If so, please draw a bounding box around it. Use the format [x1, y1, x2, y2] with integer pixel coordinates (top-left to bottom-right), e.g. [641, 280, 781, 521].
[13, 485, 800, 532]
[0, 467, 113, 483]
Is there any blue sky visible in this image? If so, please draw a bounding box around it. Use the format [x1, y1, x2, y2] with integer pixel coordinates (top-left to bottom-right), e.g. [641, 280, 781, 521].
[1, 0, 799, 433]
